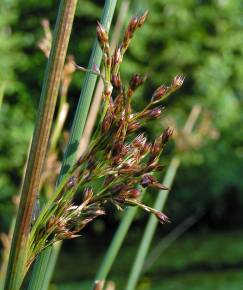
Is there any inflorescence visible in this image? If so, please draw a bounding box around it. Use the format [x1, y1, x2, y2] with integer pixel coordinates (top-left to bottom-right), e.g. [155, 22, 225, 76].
[28, 11, 184, 267]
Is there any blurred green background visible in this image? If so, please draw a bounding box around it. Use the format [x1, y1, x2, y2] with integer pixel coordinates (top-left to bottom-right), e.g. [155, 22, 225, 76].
[0, 0, 243, 289]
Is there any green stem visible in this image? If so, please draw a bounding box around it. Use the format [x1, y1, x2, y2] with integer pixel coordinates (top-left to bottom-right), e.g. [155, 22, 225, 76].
[27, 1, 118, 289]
[125, 157, 180, 290]
[4, 1, 77, 289]
[0, 81, 5, 109]
[95, 206, 139, 281]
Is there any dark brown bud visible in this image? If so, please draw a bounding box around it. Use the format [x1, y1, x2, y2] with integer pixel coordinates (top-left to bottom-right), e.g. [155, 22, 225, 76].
[128, 16, 139, 32]
[153, 210, 170, 224]
[111, 184, 127, 195]
[162, 127, 174, 144]
[146, 106, 164, 119]
[129, 74, 147, 91]
[151, 135, 162, 156]
[141, 174, 155, 188]
[127, 121, 141, 133]
[102, 111, 114, 133]
[151, 85, 169, 102]
[87, 158, 96, 170]
[111, 74, 121, 89]
[127, 188, 141, 199]
[65, 176, 78, 190]
[96, 21, 108, 47]
[141, 142, 151, 156]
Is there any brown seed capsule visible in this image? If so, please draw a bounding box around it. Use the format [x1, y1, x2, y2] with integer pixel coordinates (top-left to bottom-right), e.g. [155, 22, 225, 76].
[141, 174, 154, 187]
[146, 106, 164, 119]
[102, 111, 114, 133]
[153, 210, 170, 224]
[129, 74, 147, 91]
[127, 121, 141, 133]
[111, 74, 121, 89]
[151, 85, 169, 102]
[65, 176, 78, 190]
[96, 21, 108, 47]
[151, 135, 163, 156]
[127, 188, 141, 199]
[162, 127, 174, 144]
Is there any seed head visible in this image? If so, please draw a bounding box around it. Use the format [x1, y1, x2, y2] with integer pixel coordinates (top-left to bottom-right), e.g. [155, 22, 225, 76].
[96, 21, 108, 48]
[162, 127, 174, 144]
[173, 75, 185, 88]
[151, 85, 169, 102]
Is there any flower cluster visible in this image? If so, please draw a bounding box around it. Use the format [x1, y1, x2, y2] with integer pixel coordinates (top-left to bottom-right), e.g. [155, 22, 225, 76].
[28, 12, 184, 267]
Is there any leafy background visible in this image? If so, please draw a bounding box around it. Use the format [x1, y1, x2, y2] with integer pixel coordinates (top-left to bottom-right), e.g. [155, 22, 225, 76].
[0, 0, 243, 289]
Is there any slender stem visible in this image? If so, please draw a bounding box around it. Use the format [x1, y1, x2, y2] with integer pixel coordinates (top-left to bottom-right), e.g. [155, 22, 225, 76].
[95, 206, 139, 281]
[27, 1, 118, 289]
[4, 2, 77, 289]
[0, 81, 5, 109]
[125, 157, 180, 290]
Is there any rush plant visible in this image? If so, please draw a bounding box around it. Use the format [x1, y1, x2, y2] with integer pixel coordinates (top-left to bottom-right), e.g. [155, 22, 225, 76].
[4, 7, 184, 290]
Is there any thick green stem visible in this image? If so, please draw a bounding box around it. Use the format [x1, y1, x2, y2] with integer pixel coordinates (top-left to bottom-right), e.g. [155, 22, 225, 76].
[27, 1, 118, 289]
[4, 2, 77, 289]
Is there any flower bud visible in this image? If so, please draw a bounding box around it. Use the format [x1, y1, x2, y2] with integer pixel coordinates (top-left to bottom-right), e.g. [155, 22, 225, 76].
[129, 74, 147, 91]
[127, 189, 141, 199]
[138, 10, 149, 27]
[141, 174, 154, 188]
[96, 21, 108, 48]
[127, 121, 141, 133]
[153, 210, 170, 224]
[145, 106, 164, 119]
[173, 75, 185, 88]
[151, 85, 169, 102]
[162, 127, 174, 144]
[112, 46, 122, 67]
[111, 74, 121, 89]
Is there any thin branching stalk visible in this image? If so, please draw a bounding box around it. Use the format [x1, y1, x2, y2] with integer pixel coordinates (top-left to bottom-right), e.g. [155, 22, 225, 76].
[125, 105, 202, 290]
[95, 106, 201, 286]
[4, 1, 77, 289]
[27, 1, 118, 289]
